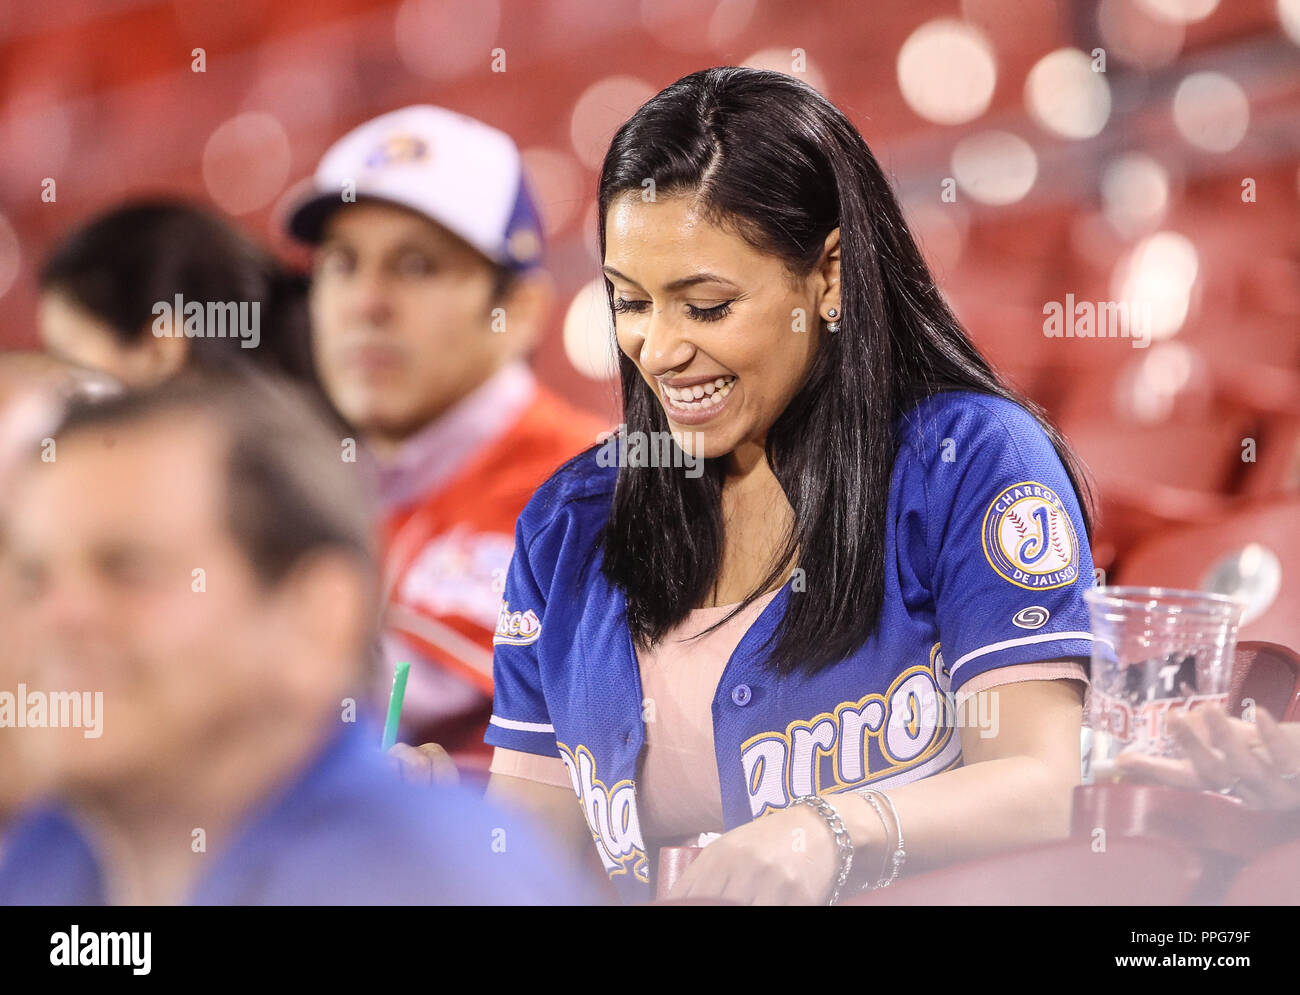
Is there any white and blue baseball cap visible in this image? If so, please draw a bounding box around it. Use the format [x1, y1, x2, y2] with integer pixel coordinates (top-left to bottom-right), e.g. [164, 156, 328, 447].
[286, 104, 544, 270]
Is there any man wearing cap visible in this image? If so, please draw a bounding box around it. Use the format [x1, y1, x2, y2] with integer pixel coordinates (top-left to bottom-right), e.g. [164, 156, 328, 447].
[286, 106, 606, 774]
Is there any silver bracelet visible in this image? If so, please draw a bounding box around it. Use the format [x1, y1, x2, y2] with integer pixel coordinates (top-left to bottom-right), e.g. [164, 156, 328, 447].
[790, 795, 854, 905]
[857, 789, 906, 890]
[874, 790, 907, 885]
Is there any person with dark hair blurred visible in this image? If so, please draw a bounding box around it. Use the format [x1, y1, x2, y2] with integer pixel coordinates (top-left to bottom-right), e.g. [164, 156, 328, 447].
[0, 373, 591, 904]
[284, 106, 606, 772]
[38, 199, 316, 388]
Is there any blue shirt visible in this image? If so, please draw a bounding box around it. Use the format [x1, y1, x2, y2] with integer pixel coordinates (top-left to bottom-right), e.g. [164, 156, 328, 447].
[0, 719, 591, 905]
[485, 390, 1098, 904]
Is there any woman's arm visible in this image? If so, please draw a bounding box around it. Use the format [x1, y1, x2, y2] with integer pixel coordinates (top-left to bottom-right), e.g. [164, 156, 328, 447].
[840, 676, 1084, 875]
[671, 675, 1085, 904]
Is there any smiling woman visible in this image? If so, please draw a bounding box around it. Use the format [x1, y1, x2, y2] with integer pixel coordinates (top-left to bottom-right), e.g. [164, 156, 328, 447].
[437, 66, 1108, 906]
[601, 205, 817, 443]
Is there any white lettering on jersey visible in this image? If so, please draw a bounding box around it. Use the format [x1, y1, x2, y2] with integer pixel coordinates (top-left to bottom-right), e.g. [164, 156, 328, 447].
[790, 719, 837, 798]
[740, 739, 789, 815]
[558, 743, 649, 884]
[837, 699, 886, 782]
[884, 671, 942, 763]
[740, 645, 954, 818]
[493, 601, 541, 646]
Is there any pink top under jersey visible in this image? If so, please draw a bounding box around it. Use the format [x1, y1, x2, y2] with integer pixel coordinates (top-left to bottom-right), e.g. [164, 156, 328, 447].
[490, 595, 1089, 846]
[491, 590, 778, 848]
[633, 590, 783, 848]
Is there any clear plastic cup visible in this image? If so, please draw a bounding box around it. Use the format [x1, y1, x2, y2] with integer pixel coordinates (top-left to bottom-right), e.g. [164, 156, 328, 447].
[1082, 586, 1244, 782]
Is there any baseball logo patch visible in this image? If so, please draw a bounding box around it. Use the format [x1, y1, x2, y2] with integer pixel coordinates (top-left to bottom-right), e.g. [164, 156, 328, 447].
[981, 481, 1079, 590]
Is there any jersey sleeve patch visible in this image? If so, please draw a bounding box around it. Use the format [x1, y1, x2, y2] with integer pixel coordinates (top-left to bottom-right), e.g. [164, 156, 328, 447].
[980, 480, 1080, 590]
[493, 600, 542, 646]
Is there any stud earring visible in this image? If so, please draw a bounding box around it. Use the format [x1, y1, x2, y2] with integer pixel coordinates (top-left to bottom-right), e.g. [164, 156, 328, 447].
[825, 307, 840, 333]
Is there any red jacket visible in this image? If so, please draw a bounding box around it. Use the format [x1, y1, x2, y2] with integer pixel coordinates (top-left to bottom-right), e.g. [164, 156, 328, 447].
[380, 383, 607, 767]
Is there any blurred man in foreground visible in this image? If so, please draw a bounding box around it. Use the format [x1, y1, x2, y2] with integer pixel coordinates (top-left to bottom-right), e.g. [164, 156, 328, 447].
[0, 374, 590, 904]
[0, 353, 118, 839]
[286, 105, 606, 770]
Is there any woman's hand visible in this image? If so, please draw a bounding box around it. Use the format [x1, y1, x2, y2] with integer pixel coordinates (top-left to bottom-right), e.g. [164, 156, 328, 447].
[1115, 706, 1300, 810]
[667, 803, 841, 905]
[386, 741, 460, 786]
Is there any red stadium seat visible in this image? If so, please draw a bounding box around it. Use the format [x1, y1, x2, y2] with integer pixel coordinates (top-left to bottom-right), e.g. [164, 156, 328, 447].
[1086, 482, 1235, 577]
[1052, 352, 1266, 570]
[1229, 641, 1300, 723]
[1241, 415, 1300, 499]
[1114, 497, 1300, 649]
[1216, 363, 1300, 421]
[1054, 345, 1219, 429]
[1222, 838, 1300, 905]
[1064, 412, 1254, 572]
[1067, 416, 1253, 496]
[843, 836, 1202, 906]
[1237, 254, 1300, 323]
[1182, 313, 1300, 380]
[1072, 782, 1300, 862]
[1070, 782, 1300, 901]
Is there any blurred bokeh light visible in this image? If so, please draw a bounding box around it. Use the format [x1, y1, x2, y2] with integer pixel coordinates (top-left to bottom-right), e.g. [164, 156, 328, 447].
[952, 130, 1038, 205]
[1024, 48, 1111, 139]
[898, 19, 997, 125]
[1172, 71, 1250, 153]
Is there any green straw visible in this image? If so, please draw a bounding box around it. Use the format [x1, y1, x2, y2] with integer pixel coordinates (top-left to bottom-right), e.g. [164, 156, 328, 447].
[381, 660, 411, 751]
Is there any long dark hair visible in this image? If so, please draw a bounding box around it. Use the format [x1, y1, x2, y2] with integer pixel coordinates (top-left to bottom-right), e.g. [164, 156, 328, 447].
[596, 66, 1096, 677]
[39, 199, 316, 385]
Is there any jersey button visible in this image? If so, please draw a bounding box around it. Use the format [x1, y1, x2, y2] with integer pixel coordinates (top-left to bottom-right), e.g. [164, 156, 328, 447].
[731, 684, 752, 706]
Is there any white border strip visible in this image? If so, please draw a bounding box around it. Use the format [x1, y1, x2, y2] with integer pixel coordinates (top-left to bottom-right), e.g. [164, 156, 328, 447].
[386, 603, 496, 678]
[489, 714, 556, 733]
[950, 631, 1097, 678]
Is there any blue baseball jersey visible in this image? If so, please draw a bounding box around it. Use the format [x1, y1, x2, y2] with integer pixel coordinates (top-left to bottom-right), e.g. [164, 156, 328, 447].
[485, 389, 1097, 904]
